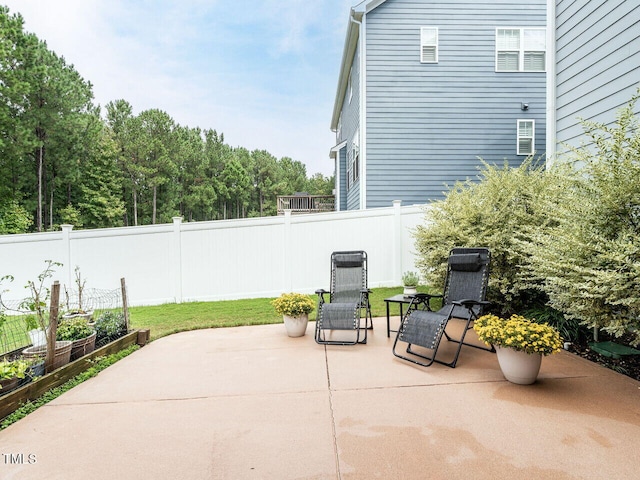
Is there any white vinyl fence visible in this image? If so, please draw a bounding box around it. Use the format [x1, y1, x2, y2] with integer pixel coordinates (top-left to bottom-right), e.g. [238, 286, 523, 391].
[0, 201, 429, 307]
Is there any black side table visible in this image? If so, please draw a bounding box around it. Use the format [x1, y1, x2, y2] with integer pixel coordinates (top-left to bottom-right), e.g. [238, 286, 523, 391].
[384, 294, 416, 337]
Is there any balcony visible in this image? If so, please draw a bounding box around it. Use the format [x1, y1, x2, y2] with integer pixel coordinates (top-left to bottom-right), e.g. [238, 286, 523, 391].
[277, 194, 335, 215]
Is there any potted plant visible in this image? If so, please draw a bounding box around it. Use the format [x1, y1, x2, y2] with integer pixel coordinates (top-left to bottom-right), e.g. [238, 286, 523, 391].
[62, 266, 94, 321]
[474, 314, 563, 384]
[271, 293, 315, 337]
[56, 317, 96, 361]
[0, 357, 33, 394]
[402, 271, 420, 297]
[16, 261, 73, 371]
[24, 315, 46, 347]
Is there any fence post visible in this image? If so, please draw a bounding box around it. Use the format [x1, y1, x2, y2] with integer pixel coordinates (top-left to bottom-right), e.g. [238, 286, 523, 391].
[393, 200, 403, 285]
[283, 210, 292, 292]
[45, 281, 60, 374]
[60, 224, 74, 289]
[172, 217, 183, 303]
[121, 277, 130, 331]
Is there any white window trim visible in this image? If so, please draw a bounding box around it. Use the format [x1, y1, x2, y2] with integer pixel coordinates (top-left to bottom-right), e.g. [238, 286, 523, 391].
[420, 27, 438, 63]
[347, 130, 360, 190]
[517, 119, 535, 156]
[495, 27, 546, 72]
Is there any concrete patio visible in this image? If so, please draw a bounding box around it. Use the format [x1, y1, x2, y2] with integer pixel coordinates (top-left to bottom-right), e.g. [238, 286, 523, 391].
[0, 316, 639, 479]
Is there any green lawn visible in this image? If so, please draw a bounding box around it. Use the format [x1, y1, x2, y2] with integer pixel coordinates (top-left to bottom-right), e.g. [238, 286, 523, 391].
[129, 286, 435, 341]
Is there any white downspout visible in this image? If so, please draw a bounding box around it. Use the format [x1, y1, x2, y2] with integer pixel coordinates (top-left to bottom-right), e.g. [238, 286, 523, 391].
[350, 13, 366, 210]
[546, 0, 557, 167]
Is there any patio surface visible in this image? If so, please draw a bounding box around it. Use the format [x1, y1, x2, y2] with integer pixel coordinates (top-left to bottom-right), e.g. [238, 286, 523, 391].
[0, 316, 639, 479]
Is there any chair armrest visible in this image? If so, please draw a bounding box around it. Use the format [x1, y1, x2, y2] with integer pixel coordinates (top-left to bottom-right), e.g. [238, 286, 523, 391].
[316, 289, 328, 304]
[411, 293, 443, 311]
[452, 299, 491, 308]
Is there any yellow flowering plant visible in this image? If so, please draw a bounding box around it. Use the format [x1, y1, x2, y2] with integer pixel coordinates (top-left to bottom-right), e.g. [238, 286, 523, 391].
[271, 293, 315, 317]
[474, 314, 563, 356]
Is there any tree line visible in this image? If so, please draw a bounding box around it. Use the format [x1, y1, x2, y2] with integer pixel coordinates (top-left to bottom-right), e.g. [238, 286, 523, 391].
[0, 6, 333, 234]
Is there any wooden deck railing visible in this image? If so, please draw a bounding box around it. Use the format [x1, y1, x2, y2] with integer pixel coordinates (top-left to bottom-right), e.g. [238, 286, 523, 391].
[277, 195, 335, 215]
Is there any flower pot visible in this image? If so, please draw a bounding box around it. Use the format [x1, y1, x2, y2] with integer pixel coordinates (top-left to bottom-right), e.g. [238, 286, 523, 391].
[28, 329, 47, 347]
[283, 314, 309, 337]
[22, 341, 73, 371]
[403, 286, 417, 297]
[495, 346, 542, 385]
[0, 376, 21, 395]
[69, 331, 97, 361]
[63, 310, 94, 322]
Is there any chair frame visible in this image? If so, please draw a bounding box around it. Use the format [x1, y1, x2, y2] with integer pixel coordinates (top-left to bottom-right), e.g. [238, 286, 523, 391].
[393, 247, 493, 367]
[315, 250, 373, 345]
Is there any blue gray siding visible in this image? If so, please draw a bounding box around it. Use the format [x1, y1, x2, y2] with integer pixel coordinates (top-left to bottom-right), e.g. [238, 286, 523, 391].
[555, 0, 640, 153]
[364, 0, 547, 207]
[336, 42, 362, 210]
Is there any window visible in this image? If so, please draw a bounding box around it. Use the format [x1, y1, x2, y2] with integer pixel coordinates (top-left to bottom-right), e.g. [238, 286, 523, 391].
[517, 120, 535, 155]
[347, 131, 359, 189]
[420, 27, 438, 63]
[496, 28, 546, 72]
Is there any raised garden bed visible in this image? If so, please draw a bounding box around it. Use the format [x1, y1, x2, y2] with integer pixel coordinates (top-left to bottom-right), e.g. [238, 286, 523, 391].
[0, 329, 150, 421]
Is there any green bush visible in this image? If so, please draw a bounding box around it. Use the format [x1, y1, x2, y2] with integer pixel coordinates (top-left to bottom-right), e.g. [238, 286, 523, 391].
[94, 310, 126, 343]
[525, 93, 640, 345]
[414, 158, 569, 315]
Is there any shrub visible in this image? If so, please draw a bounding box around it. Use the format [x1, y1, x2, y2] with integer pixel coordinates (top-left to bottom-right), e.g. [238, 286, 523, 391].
[414, 158, 569, 315]
[94, 310, 126, 343]
[525, 93, 640, 345]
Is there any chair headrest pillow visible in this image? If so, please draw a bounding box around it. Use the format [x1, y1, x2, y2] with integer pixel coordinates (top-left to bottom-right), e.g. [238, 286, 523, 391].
[334, 254, 364, 268]
[449, 253, 482, 271]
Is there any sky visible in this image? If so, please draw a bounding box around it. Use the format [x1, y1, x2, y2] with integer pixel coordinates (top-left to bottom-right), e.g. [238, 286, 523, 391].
[2, 0, 355, 176]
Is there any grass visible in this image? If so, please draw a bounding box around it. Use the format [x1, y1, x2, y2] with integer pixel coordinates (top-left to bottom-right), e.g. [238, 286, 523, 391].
[129, 286, 434, 341]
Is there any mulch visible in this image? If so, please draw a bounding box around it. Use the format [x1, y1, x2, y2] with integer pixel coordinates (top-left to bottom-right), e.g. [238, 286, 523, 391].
[568, 332, 640, 382]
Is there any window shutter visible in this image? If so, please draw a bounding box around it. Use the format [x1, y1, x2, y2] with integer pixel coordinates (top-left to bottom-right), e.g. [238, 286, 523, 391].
[524, 52, 545, 71]
[497, 52, 519, 71]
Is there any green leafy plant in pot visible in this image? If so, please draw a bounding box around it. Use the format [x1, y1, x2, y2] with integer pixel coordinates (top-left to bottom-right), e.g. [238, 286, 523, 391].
[0, 358, 33, 393]
[402, 271, 420, 297]
[57, 317, 96, 360]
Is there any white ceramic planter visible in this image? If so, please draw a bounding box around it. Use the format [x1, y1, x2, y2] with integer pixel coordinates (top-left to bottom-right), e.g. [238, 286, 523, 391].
[283, 314, 309, 337]
[28, 329, 47, 347]
[495, 346, 542, 385]
[403, 286, 417, 297]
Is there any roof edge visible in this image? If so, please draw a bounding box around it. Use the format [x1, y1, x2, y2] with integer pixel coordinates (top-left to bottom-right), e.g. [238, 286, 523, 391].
[330, 9, 362, 130]
[330, 0, 389, 131]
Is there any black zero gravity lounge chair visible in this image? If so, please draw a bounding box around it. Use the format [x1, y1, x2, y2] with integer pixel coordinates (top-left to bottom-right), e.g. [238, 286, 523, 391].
[315, 251, 373, 345]
[392, 247, 492, 367]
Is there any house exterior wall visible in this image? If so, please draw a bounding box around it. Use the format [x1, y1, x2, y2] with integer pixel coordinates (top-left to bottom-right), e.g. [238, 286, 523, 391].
[553, 0, 640, 156]
[335, 41, 363, 210]
[363, 0, 547, 208]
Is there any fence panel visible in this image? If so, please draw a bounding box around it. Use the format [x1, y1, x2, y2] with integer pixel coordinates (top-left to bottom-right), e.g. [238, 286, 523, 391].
[0, 203, 429, 306]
